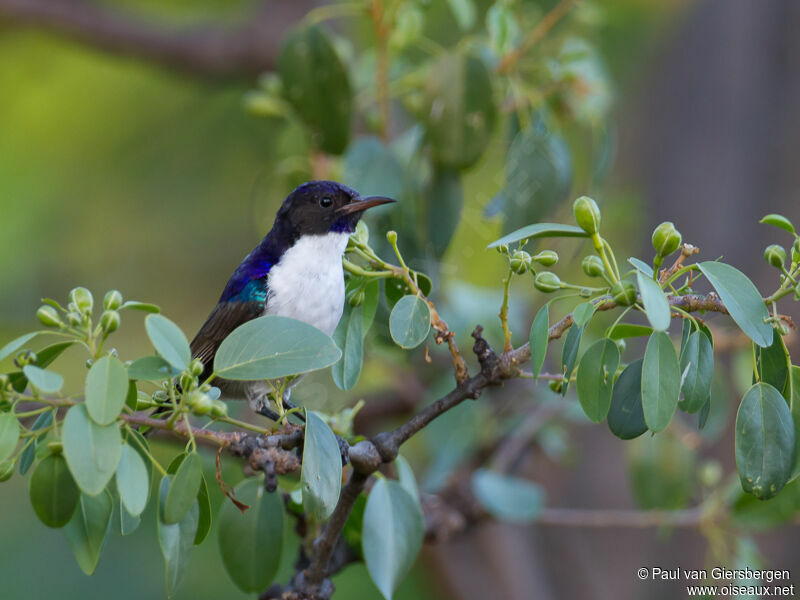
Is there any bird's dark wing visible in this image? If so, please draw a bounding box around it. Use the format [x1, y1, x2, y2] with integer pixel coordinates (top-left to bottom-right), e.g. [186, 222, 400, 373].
[190, 300, 263, 378]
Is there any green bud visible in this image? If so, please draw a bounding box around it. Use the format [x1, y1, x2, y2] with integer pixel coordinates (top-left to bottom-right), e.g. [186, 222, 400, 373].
[495, 244, 510, 255]
[534, 271, 562, 293]
[386, 230, 398, 245]
[611, 281, 637, 306]
[651, 222, 682, 257]
[100, 310, 120, 334]
[348, 287, 366, 307]
[190, 358, 205, 377]
[69, 287, 93, 314]
[67, 312, 82, 327]
[509, 250, 532, 274]
[790, 238, 800, 265]
[85, 358, 94, 369]
[578, 287, 593, 298]
[352, 220, 369, 246]
[210, 399, 228, 418]
[533, 250, 559, 267]
[548, 379, 563, 394]
[47, 441, 63, 455]
[188, 390, 213, 416]
[699, 460, 722, 488]
[179, 373, 195, 393]
[14, 350, 37, 368]
[763, 244, 786, 269]
[573, 196, 601, 235]
[581, 255, 605, 278]
[36, 305, 62, 328]
[103, 290, 123, 310]
[108, 348, 118, 358]
[0, 460, 14, 482]
[152, 390, 168, 403]
[0, 374, 9, 390]
[614, 339, 627, 353]
[199, 383, 212, 393]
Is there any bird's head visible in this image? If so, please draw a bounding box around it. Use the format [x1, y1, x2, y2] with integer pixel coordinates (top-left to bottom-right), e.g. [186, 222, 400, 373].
[277, 181, 395, 236]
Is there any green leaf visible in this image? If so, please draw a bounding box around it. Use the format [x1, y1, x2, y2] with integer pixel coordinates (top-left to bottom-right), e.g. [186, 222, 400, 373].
[736, 382, 795, 499]
[760, 213, 796, 235]
[157, 476, 199, 597]
[628, 432, 694, 510]
[332, 304, 364, 391]
[756, 329, 790, 395]
[0, 412, 20, 462]
[560, 325, 583, 395]
[85, 355, 129, 425]
[363, 478, 424, 600]
[302, 411, 342, 521]
[641, 332, 680, 432]
[194, 474, 212, 545]
[697, 262, 772, 347]
[279, 25, 352, 155]
[446, 0, 476, 30]
[145, 314, 191, 371]
[636, 271, 671, 331]
[576, 339, 620, 423]
[164, 453, 203, 524]
[214, 316, 341, 380]
[572, 302, 596, 329]
[62, 404, 122, 496]
[471, 468, 544, 523]
[488, 223, 588, 249]
[29, 453, 80, 528]
[384, 273, 432, 308]
[628, 257, 654, 278]
[0, 332, 37, 363]
[19, 411, 53, 474]
[389, 295, 431, 349]
[64, 491, 113, 575]
[218, 477, 284, 593]
[115, 443, 149, 516]
[362, 281, 380, 337]
[790, 367, 800, 481]
[423, 53, 496, 169]
[22, 365, 63, 394]
[119, 499, 141, 536]
[731, 478, 800, 529]
[607, 359, 648, 440]
[35, 341, 74, 368]
[120, 301, 160, 313]
[127, 356, 182, 381]
[395, 455, 419, 501]
[606, 323, 652, 340]
[529, 304, 549, 380]
[426, 168, 463, 258]
[679, 330, 714, 413]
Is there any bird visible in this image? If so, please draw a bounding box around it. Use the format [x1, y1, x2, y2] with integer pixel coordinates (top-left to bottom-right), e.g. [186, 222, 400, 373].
[188, 180, 394, 419]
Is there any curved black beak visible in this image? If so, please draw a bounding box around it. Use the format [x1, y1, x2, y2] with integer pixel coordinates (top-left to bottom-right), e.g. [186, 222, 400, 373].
[336, 195, 396, 215]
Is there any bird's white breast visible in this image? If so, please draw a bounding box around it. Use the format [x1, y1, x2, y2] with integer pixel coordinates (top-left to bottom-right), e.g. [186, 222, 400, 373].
[265, 232, 350, 336]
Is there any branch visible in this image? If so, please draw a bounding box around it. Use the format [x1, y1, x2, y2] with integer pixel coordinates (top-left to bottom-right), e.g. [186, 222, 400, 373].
[0, 0, 312, 77]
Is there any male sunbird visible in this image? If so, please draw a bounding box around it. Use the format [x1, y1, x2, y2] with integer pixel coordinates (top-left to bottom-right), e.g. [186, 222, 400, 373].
[189, 180, 394, 417]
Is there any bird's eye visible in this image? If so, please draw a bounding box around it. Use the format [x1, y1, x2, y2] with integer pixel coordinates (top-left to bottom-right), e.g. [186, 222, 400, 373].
[319, 197, 333, 208]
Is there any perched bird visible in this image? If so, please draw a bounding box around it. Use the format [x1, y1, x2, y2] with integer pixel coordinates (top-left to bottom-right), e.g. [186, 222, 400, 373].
[189, 180, 394, 417]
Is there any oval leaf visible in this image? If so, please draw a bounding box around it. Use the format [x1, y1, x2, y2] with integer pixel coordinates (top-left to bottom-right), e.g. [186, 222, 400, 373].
[19, 410, 53, 475]
[389, 295, 431, 349]
[471, 468, 544, 523]
[22, 365, 63, 394]
[332, 304, 364, 391]
[560, 325, 583, 395]
[194, 474, 212, 545]
[760, 213, 795, 235]
[302, 411, 342, 521]
[157, 476, 199, 596]
[218, 477, 284, 593]
[628, 257, 654, 277]
[62, 404, 122, 496]
[164, 452, 203, 525]
[0, 332, 37, 363]
[64, 491, 113, 575]
[678, 330, 714, 413]
[607, 359, 648, 440]
[606, 323, 652, 340]
[641, 332, 681, 432]
[488, 223, 588, 249]
[756, 329, 790, 395]
[115, 443, 149, 516]
[29, 453, 80, 528]
[736, 383, 795, 499]
[529, 304, 549, 380]
[697, 262, 772, 347]
[214, 316, 341, 380]
[0, 412, 20, 462]
[145, 314, 191, 371]
[85, 355, 129, 425]
[128, 356, 182, 381]
[576, 339, 620, 423]
[572, 301, 596, 329]
[636, 270, 671, 331]
[363, 478, 424, 600]
[119, 499, 142, 536]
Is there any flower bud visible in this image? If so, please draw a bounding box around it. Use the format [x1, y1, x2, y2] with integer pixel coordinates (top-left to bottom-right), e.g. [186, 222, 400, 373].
[69, 287, 93, 314]
[85, 358, 94, 369]
[0, 460, 14, 482]
[581, 255, 605, 278]
[578, 287, 593, 298]
[549, 379, 563, 394]
[103, 290, 123, 310]
[210, 399, 228, 418]
[573, 196, 601, 234]
[614, 339, 627, 353]
[348, 287, 366, 307]
[36, 305, 62, 328]
[188, 390, 213, 416]
[699, 460, 722, 488]
[386, 230, 398, 245]
[100, 310, 120, 334]
[47, 441, 63, 455]
[651, 222, 682, 257]
[611, 281, 637, 306]
[495, 244, 510, 255]
[179, 373, 195, 393]
[791, 239, 800, 264]
[352, 220, 369, 246]
[533, 250, 558, 267]
[14, 350, 37, 368]
[509, 250, 532, 274]
[190, 358, 205, 377]
[0, 374, 9, 390]
[534, 271, 562, 293]
[67, 312, 82, 327]
[152, 390, 168, 403]
[763, 244, 786, 269]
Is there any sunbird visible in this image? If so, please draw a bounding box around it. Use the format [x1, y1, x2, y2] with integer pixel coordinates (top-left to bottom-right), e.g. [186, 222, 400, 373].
[189, 181, 394, 418]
